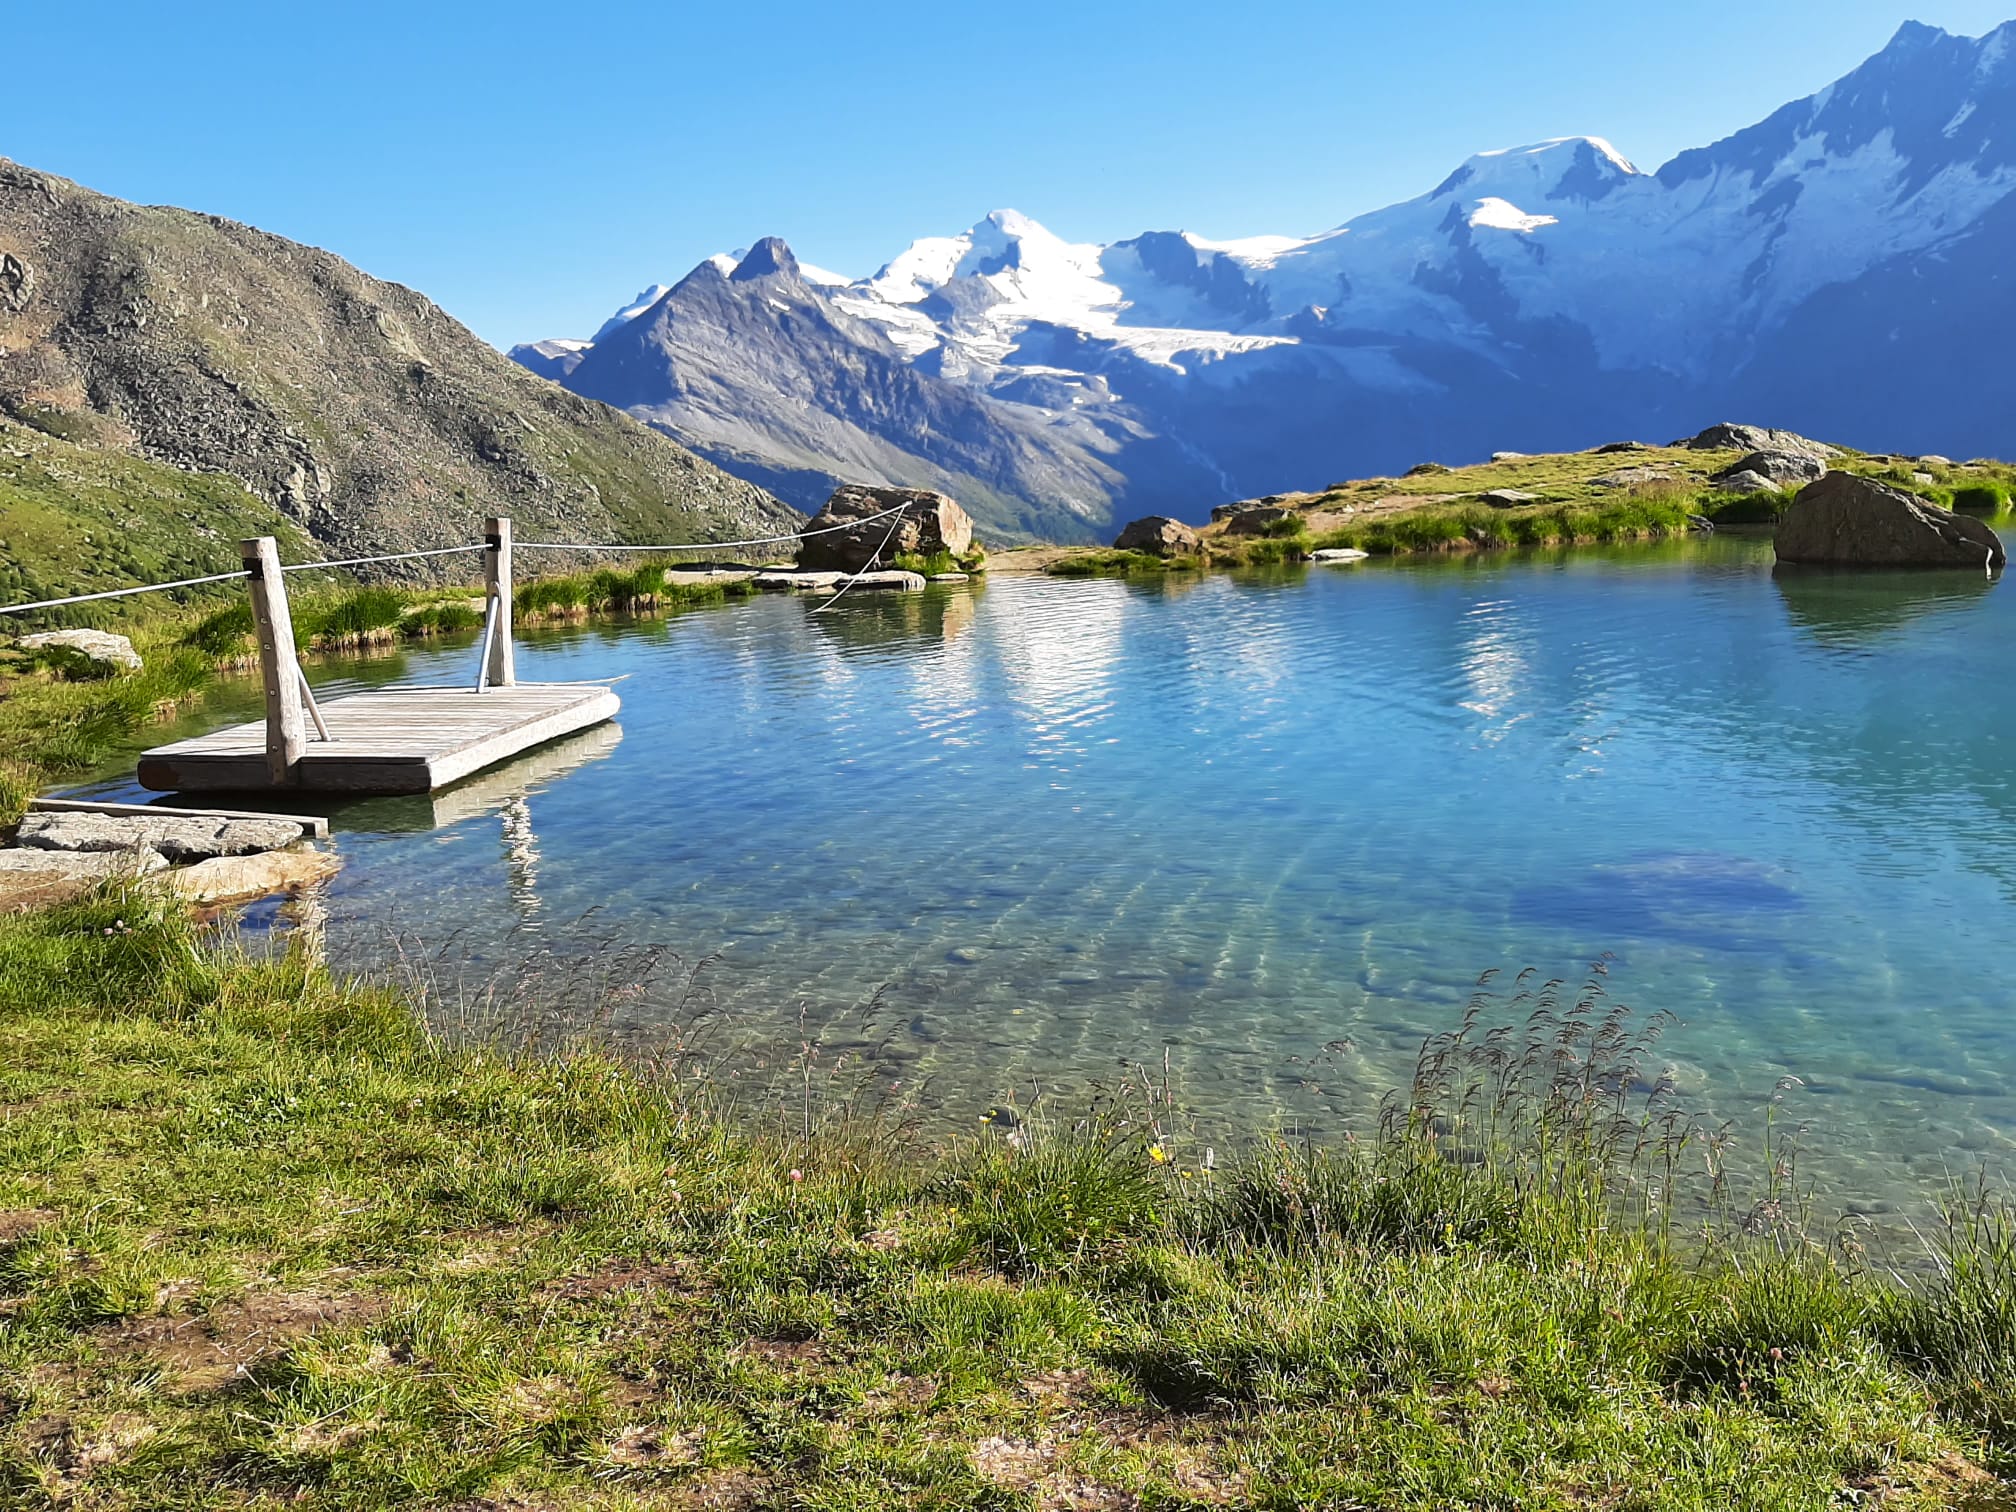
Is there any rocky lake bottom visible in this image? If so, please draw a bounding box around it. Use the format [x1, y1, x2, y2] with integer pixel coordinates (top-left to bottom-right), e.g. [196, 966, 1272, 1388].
[79, 534, 2016, 1218]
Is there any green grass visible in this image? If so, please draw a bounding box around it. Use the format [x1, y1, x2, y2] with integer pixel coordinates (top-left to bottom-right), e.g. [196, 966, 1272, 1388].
[0, 894, 2012, 1508]
[1309, 498, 1698, 557]
[1952, 482, 2012, 515]
[1045, 550, 1206, 577]
[891, 547, 988, 577]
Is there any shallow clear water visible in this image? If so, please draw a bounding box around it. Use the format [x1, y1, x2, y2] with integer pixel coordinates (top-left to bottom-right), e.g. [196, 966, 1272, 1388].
[84, 538, 2016, 1205]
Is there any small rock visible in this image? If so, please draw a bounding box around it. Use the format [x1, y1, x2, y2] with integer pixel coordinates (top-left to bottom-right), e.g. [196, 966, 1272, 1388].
[1917, 455, 1954, 467]
[1113, 515, 1201, 554]
[927, 572, 970, 583]
[1479, 489, 1541, 508]
[1713, 471, 1783, 496]
[1590, 440, 1656, 454]
[1489, 451, 1528, 462]
[1209, 499, 1274, 523]
[18, 629, 142, 671]
[165, 849, 342, 906]
[1591, 466, 1681, 488]
[1309, 548, 1370, 562]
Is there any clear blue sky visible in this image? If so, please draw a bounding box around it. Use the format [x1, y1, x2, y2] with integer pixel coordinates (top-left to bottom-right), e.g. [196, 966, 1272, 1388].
[4, 1, 2010, 347]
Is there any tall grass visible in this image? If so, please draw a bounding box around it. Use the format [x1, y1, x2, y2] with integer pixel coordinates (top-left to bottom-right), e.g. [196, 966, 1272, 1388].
[1311, 497, 1696, 556]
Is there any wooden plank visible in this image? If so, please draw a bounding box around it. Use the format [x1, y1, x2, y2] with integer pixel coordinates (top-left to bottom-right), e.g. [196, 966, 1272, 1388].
[28, 798, 330, 839]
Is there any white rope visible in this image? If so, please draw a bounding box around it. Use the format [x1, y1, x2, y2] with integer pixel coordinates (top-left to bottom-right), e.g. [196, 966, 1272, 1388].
[0, 569, 251, 616]
[280, 544, 486, 574]
[0, 501, 923, 619]
[514, 499, 916, 553]
[808, 511, 915, 615]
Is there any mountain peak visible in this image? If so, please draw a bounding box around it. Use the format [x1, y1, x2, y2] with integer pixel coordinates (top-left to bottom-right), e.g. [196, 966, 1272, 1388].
[731, 237, 800, 282]
[1888, 18, 1948, 49]
[1431, 136, 1643, 208]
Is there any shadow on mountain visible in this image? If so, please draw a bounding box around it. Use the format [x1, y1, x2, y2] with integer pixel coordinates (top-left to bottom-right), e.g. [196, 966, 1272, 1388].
[1771, 563, 1998, 649]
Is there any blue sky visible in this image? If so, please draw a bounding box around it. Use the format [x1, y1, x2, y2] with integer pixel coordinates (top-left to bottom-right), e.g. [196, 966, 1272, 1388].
[4, 1, 2011, 346]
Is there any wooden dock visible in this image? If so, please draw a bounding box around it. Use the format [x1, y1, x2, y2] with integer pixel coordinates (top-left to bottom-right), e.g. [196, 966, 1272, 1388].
[139, 684, 620, 796]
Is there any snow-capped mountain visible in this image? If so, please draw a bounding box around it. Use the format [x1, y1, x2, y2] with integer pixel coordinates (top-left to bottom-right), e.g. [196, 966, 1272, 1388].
[512, 20, 2016, 540]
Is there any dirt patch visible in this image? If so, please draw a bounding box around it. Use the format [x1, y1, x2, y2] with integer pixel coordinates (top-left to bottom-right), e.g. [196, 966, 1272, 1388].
[741, 1337, 828, 1371]
[602, 1424, 705, 1469]
[1021, 1367, 1098, 1408]
[94, 1288, 385, 1392]
[540, 1256, 703, 1302]
[17, 1411, 156, 1498]
[972, 1435, 1140, 1510]
[670, 1469, 771, 1510]
[0, 1207, 56, 1243]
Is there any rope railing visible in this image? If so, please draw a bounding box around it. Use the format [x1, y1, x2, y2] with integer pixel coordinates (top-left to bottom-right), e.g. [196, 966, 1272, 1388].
[0, 499, 923, 619]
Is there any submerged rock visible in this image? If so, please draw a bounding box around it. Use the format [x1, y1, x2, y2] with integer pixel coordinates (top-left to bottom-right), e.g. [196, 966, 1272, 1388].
[165, 850, 342, 906]
[797, 485, 974, 573]
[1775, 473, 2005, 569]
[1113, 515, 1201, 554]
[18, 629, 142, 671]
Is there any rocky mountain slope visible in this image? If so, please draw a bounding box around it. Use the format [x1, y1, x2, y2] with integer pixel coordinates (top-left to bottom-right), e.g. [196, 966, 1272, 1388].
[0, 159, 796, 589]
[516, 19, 2016, 537]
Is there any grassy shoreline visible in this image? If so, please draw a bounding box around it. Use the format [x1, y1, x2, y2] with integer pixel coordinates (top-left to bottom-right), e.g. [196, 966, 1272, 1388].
[2, 891, 2014, 1508]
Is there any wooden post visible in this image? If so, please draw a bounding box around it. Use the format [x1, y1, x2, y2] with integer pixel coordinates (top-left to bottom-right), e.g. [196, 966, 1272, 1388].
[484, 516, 515, 688]
[241, 536, 304, 785]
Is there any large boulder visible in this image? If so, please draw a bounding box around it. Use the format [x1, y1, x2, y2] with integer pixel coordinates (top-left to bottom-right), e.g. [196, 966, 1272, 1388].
[18, 629, 142, 672]
[797, 486, 973, 572]
[1712, 450, 1827, 494]
[1676, 423, 1837, 459]
[1225, 506, 1300, 536]
[1113, 516, 1201, 555]
[1775, 473, 2005, 569]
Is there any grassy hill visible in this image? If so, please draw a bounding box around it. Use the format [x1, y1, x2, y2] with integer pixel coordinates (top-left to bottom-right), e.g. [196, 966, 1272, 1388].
[0, 157, 798, 587]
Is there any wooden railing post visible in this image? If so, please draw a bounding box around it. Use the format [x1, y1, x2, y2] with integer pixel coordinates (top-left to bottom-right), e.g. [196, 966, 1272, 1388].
[241, 536, 304, 785]
[484, 516, 515, 688]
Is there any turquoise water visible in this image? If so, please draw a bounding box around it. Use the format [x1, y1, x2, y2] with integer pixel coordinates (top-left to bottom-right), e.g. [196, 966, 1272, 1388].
[86, 537, 2016, 1203]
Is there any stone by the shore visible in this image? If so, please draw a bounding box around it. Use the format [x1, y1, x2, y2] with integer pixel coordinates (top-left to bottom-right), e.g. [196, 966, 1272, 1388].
[796, 485, 973, 573]
[1310, 548, 1370, 563]
[0, 847, 166, 913]
[18, 628, 142, 671]
[1676, 422, 1837, 458]
[165, 850, 343, 906]
[1480, 489, 1541, 508]
[927, 572, 971, 583]
[16, 811, 304, 862]
[1113, 515, 1201, 554]
[1775, 473, 2006, 569]
[664, 568, 759, 587]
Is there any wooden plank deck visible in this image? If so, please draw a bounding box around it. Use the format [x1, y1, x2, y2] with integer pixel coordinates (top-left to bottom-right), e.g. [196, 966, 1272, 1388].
[137, 684, 621, 796]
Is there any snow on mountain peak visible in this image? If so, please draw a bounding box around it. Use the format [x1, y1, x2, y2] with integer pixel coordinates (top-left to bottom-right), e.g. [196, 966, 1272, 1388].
[1434, 136, 1644, 207]
[592, 283, 674, 340]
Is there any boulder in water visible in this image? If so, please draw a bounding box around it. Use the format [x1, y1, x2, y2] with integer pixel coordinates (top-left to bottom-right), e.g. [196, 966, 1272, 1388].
[1113, 516, 1201, 554]
[1775, 473, 2005, 569]
[797, 485, 974, 573]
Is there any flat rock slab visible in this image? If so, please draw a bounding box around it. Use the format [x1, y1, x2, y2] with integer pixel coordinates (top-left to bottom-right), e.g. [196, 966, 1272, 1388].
[19, 629, 142, 670]
[1309, 548, 1370, 562]
[851, 571, 926, 591]
[1480, 489, 1542, 508]
[928, 572, 971, 582]
[17, 811, 305, 862]
[664, 568, 759, 586]
[0, 847, 166, 913]
[165, 850, 343, 906]
[754, 570, 846, 592]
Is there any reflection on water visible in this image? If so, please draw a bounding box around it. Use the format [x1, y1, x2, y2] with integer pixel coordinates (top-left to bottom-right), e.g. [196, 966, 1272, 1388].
[78, 545, 2016, 1209]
